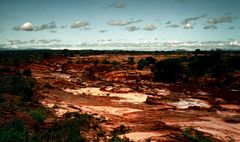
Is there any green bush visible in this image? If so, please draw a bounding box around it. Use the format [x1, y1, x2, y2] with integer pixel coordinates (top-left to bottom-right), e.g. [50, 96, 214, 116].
[23, 68, 32, 77]
[145, 56, 156, 64]
[137, 57, 156, 70]
[137, 59, 148, 70]
[28, 108, 48, 123]
[111, 61, 120, 66]
[0, 75, 35, 101]
[111, 124, 130, 136]
[127, 57, 135, 65]
[108, 136, 130, 142]
[0, 118, 27, 142]
[182, 128, 214, 142]
[187, 55, 229, 77]
[102, 59, 110, 64]
[153, 59, 184, 83]
[42, 112, 96, 142]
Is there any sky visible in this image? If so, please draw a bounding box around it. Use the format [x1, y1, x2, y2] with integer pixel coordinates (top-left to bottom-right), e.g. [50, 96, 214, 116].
[0, 0, 240, 51]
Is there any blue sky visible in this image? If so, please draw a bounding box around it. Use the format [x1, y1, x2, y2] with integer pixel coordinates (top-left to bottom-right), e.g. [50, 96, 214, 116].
[0, 0, 240, 50]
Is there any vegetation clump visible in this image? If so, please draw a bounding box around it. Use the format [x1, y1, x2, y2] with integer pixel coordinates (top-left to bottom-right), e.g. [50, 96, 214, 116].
[137, 56, 156, 70]
[41, 112, 98, 142]
[23, 68, 32, 77]
[111, 61, 120, 66]
[111, 124, 130, 136]
[153, 58, 184, 83]
[182, 127, 214, 142]
[28, 108, 48, 124]
[102, 59, 111, 64]
[152, 51, 240, 88]
[127, 57, 135, 65]
[0, 75, 36, 101]
[0, 118, 27, 142]
[109, 124, 131, 142]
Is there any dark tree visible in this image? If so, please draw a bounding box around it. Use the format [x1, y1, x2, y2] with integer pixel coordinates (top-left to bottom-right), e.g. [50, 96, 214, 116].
[23, 68, 32, 77]
[153, 59, 184, 83]
[128, 57, 135, 65]
[194, 49, 201, 56]
[145, 56, 156, 64]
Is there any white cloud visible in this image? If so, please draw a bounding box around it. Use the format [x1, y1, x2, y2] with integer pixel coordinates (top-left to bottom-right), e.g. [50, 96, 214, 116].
[126, 26, 140, 32]
[229, 40, 240, 46]
[108, 19, 142, 26]
[181, 15, 206, 25]
[166, 24, 180, 28]
[207, 15, 238, 25]
[13, 21, 57, 31]
[143, 24, 157, 31]
[71, 21, 89, 28]
[181, 15, 206, 29]
[203, 25, 217, 30]
[108, 20, 130, 26]
[184, 23, 194, 29]
[203, 15, 238, 30]
[35, 21, 57, 31]
[110, 1, 126, 8]
[2, 39, 240, 51]
[13, 22, 34, 31]
[20, 22, 33, 31]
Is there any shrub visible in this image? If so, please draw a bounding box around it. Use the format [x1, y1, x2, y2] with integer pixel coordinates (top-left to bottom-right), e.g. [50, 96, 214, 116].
[28, 108, 48, 123]
[111, 61, 120, 66]
[127, 57, 135, 65]
[111, 124, 130, 136]
[0, 76, 35, 101]
[194, 49, 201, 56]
[23, 68, 32, 77]
[153, 59, 184, 83]
[137, 57, 156, 70]
[145, 56, 156, 64]
[108, 136, 130, 142]
[187, 57, 210, 77]
[94, 60, 100, 65]
[182, 128, 214, 142]
[187, 55, 228, 77]
[0, 118, 27, 142]
[102, 59, 110, 64]
[137, 59, 148, 70]
[42, 112, 96, 142]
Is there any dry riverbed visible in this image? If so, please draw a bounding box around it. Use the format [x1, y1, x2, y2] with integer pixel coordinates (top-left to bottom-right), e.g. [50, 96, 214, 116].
[29, 55, 240, 142]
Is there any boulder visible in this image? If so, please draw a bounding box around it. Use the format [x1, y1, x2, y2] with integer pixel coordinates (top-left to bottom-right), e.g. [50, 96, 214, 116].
[146, 96, 162, 105]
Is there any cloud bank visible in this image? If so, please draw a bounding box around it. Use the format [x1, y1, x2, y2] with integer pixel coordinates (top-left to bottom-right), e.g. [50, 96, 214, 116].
[3, 39, 240, 51]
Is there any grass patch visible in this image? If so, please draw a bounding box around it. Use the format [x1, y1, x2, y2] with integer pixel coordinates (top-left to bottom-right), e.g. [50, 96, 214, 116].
[28, 108, 48, 123]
